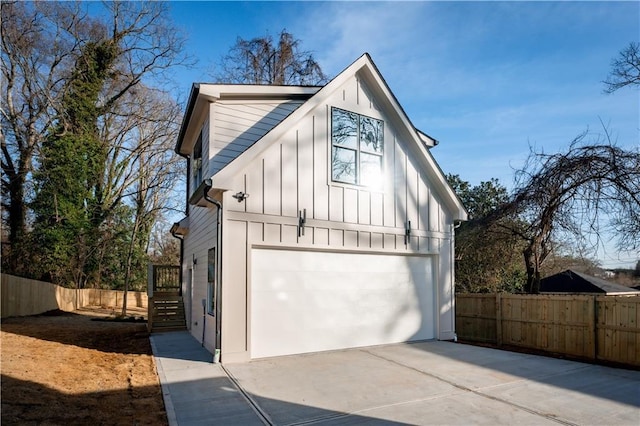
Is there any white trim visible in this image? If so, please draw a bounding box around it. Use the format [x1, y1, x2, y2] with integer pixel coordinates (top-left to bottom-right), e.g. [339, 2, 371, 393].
[225, 210, 450, 240]
[250, 243, 440, 257]
[200, 84, 321, 100]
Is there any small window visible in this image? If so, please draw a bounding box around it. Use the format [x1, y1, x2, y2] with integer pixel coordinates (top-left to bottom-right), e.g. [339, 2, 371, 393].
[192, 130, 203, 191]
[207, 248, 215, 315]
[331, 108, 383, 187]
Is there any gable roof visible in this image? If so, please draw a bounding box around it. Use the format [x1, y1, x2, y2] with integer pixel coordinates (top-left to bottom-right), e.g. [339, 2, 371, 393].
[540, 269, 640, 295]
[176, 53, 468, 220]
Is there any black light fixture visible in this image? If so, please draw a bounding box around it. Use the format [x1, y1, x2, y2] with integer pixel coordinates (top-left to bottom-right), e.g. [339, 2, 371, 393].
[232, 191, 249, 202]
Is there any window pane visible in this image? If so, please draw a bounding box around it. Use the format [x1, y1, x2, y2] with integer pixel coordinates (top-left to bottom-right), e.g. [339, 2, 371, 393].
[332, 109, 358, 149]
[192, 131, 204, 189]
[360, 116, 383, 154]
[332, 147, 356, 184]
[360, 153, 382, 187]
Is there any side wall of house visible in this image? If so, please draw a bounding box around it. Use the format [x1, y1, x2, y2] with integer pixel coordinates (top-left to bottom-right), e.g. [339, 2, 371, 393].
[216, 75, 457, 362]
[182, 114, 220, 354]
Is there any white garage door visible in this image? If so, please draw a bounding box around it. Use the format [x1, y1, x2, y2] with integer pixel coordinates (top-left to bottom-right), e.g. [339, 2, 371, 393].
[251, 249, 435, 358]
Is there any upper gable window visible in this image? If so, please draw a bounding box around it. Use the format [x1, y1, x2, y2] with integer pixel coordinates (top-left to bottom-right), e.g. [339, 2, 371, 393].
[331, 107, 383, 187]
[192, 130, 203, 191]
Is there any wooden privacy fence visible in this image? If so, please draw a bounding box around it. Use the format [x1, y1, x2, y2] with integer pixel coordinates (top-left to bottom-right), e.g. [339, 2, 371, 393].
[456, 293, 640, 367]
[1, 274, 148, 318]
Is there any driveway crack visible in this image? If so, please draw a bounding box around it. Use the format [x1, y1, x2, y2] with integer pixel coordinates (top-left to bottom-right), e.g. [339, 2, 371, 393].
[221, 364, 274, 426]
[362, 349, 578, 426]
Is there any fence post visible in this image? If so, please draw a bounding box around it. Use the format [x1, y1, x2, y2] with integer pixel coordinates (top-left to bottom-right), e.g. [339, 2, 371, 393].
[147, 263, 154, 333]
[496, 293, 503, 346]
[592, 295, 598, 361]
[147, 263, 154, 298]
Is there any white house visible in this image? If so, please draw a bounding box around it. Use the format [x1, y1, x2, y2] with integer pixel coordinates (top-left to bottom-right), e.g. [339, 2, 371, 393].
[171, 54, 467, 363]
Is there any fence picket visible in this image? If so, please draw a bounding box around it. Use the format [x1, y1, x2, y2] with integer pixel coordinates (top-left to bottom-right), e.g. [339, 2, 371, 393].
[456, 293, 640, 367]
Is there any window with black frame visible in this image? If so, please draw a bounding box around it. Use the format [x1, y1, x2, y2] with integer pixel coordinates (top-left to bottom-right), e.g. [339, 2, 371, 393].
[192, 130, 203, 192]
[331, 107, 384, 187]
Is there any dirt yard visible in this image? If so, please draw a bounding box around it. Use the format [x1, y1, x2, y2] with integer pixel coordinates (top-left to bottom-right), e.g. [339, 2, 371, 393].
[1, 307, 168, 425]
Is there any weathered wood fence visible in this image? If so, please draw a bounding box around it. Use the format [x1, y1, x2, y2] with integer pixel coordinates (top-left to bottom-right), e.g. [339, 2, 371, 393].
[456, 293, 640, 367]
[1, 274, 148, 318]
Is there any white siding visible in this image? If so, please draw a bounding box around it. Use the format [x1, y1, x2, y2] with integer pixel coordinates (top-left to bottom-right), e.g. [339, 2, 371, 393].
[209, 101, 304, 175]
[227, 77, 454, 240]
[182, 204, 218, 353]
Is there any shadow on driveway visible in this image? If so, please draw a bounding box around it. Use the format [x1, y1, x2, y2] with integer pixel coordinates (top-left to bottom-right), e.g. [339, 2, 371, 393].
[225, 340, 640, 425]
[152, 332, 639, 425]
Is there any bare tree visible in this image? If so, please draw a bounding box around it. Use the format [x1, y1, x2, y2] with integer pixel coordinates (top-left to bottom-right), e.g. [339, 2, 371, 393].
[1, 1, 189, 287]
[148, 224, 181, 265]
[447, 175, 527, 293]
[112, 87, 183, 316]
[215, 30, 327, 85]
[603, 41, 640, 93]
[0, 1, 96, 272]
[495, 131, 640, 293]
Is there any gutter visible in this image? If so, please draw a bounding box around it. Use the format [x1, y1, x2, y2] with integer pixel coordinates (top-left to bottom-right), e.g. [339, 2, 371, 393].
[174, 84, 201, 154]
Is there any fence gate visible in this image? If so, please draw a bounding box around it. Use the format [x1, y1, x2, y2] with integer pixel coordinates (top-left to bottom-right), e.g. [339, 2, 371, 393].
[148, 264, 185, 332]
[151, 265, 181, 294]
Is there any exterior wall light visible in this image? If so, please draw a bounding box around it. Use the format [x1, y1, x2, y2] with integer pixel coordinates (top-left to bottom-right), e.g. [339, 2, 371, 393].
[232, 192, 249, 202]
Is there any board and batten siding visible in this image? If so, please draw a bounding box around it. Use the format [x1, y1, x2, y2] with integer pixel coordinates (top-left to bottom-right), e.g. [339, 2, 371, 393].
[226, 76, 452, 244]
[203, 75, 458, 361]
[209, 100, 305, 176]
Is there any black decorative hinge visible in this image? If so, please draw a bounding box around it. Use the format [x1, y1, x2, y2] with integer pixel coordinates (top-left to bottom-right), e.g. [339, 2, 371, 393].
[404, 220, 411, 245]
[298, 208, 307, 237]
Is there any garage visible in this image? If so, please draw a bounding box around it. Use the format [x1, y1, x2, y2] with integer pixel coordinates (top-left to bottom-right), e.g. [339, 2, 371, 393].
[250, 248, 435, 358]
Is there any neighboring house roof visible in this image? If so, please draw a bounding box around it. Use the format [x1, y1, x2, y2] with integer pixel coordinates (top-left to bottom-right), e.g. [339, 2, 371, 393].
[540, 269, 640, 295]
[175, 53, 468, 221]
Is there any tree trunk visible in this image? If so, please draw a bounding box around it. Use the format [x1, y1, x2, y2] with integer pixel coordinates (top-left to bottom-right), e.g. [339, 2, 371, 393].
[6, 166, 28, 274]
[121, 214, 140, 317]
[523, 247, 541, 294]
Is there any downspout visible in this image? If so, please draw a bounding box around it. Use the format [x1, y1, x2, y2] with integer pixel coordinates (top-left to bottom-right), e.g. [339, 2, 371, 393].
[174, 150, 190, 288]
[173, 151, 190, 333]
[203, 179, 222, 363]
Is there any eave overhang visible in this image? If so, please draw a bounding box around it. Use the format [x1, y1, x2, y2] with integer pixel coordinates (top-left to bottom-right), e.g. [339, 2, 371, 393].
[170, 216, 190, 237]
[188, 179, 226, 207]
[416, 129, 439, 148]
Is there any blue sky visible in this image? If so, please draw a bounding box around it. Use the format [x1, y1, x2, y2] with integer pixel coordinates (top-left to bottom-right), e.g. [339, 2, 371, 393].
[168, 1, 639, 267]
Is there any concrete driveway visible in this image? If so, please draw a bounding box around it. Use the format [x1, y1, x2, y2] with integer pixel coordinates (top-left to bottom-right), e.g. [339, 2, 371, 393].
[151, 332, 640, 425]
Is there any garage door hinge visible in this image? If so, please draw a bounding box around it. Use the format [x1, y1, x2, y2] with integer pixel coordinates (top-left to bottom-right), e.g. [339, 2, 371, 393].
[404, 220, 411, 245]
[298, 208, 307, 237]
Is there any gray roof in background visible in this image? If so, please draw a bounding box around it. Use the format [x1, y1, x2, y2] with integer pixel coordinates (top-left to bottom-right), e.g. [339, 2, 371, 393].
[540, 269, 640, 295]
